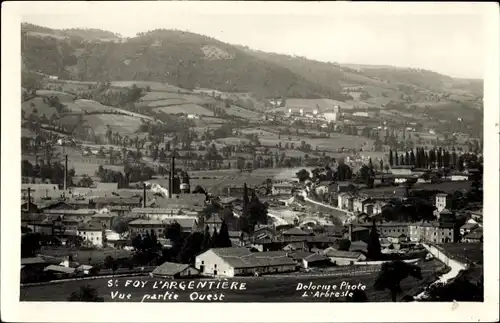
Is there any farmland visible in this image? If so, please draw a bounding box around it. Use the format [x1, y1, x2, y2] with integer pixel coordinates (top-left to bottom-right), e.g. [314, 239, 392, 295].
[38, 247, 133, 266]
[153, 103, 212, 116]
[20, 259, 445, 302]
[437, 243, 483, 265]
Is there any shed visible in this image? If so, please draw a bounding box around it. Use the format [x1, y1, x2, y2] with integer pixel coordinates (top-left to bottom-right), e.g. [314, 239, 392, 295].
[302, 253, 331, 269]
[325, 250, 366, 266]
[152, 262, 200, 279]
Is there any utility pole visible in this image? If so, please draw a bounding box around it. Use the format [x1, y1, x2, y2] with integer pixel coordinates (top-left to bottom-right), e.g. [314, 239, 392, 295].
[63, 154, 68, 192]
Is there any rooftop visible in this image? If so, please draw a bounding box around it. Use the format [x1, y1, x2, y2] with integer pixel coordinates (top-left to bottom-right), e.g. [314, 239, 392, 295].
[21, 257, 46, 265]
[152, 262, 193, 276]
[283, 227, 309, 236]
[325, 249, 363, 259]
[210, 248, 296, 269]
[44, 265, 75, 274]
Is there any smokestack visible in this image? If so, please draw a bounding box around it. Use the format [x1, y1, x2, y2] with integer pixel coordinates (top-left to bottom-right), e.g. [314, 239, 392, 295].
[26, 187, 31, 212]
[143, 183, 147, 208]
[63, 154, 68, 191]
[169, 152, 175, 198]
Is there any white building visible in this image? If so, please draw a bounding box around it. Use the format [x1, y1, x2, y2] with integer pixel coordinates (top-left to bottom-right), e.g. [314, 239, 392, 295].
[77, 225, 104, 247]
[323, 249, 366, 266]
[322, 112, 338, 122]
[435, 193, 450, 213]
[195, 248, 297, 277]
[353, 112, 369, 118]
[272, 182, 294, 196]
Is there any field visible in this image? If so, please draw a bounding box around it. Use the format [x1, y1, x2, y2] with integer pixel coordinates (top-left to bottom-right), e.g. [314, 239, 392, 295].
[20, 259, 445, 302]
[39, 247, 133, 266]
[226, 105, 261, 120]
[35, 90, 76, 102]
[22, 97, 58, 118]
[361, 181, 474, 197]
[438, 243, 483, 265]
[258, 134, 374, 152]
[111, 81, 189, 93]
[153, 103, 213, 116]
[68, 161, 124, 176]
[59, 113, 143, 135]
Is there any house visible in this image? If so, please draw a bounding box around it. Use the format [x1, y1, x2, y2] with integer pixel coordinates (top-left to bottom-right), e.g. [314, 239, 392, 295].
[363, 204, 374, 215]
[390, 166, 413, 176]
[385, 232, 409, 244]
[435, 193, 451, 213]
[94, 197, 142, 209]
[285, 250, 309, 262]
[450, 174, 469, 181]
[283, 227, 310, 237]
[218, 197, 240, 208]
[76, 264, 98, 275]
[353, 197, 372, 213]
[42, 208, 96, 219]
[437, 208, 455, 222]
[349, 241, 368, 254]
[21, 200, 39, 213]
[460, 223, 480, 237]
[324, 250, 366, 266]
[346, 224, 370, 242]
[128, 218, 196, 237]
[195, 248, 297, 277]
[77, 224, 104, 247]
[251, 226, 277, 241]
[469, 210, 483, 222]
[44, 265, 76, 278]
[91, 212, 115, 229]
[322, 111, 338, 122]
[22, 214, 64, 236]
[131, 208, 183, 220]
[302, 253, 331, 269]
[462, 227, 483, 243]
[375, 222, 410, 237]
[228, 231, 246, 247]
[152, 262, 200, 278]
[283, 242, 307, 252]
[96, 182, 119, 190]
[335, 182, 351, 193]
[338, 193, 355, 211]
[272, 183, 294, 196]
[21, 257, 47, 283]
[314, 183, 330, 196]
[408, 221, 454, 244]
[205, 214, 223, 231]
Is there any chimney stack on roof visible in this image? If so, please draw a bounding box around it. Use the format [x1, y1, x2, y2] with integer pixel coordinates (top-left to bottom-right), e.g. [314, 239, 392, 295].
[169, 151, 175, 199]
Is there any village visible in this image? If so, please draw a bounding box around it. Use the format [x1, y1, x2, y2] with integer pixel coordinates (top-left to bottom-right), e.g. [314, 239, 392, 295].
[20, 146, 483, 302]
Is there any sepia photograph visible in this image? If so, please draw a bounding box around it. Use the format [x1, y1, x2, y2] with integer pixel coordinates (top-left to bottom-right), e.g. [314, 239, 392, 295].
[1, 1, 499, 322]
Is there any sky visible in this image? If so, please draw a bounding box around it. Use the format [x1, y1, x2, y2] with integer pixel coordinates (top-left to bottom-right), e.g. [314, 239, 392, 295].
[20, 2, 487, 79]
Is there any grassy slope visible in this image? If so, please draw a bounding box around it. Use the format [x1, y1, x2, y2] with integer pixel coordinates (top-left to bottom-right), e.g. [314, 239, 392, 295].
[20, 259, 444, 302]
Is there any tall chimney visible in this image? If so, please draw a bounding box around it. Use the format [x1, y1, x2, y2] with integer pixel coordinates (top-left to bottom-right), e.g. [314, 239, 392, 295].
[63, 154, 68, 191]
[143, 183, 147, 208]
[169, 152, 175, 198]
[26, 187, 31, 212]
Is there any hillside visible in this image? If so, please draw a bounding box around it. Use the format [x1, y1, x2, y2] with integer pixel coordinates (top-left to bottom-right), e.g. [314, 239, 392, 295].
[21, 23, 483, 122]
[21, 25, 340, 99]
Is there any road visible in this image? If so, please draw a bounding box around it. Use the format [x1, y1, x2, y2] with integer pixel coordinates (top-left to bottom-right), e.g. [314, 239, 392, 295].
[414, 243, 467, 300]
